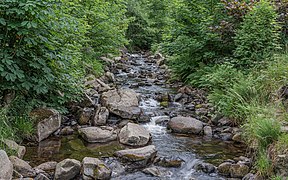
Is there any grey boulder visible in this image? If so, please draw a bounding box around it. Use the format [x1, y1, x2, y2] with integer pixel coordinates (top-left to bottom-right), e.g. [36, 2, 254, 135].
[168, 116, 203, 134]
[118, 123, 151, 146]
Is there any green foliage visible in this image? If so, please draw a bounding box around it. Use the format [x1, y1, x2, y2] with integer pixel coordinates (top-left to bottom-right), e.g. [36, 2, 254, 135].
[256, 151, 273, 177]
[233, 0, 281, 68]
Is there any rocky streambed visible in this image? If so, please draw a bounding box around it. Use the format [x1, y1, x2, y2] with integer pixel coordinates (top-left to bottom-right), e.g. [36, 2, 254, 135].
[1, 52, 251, 180]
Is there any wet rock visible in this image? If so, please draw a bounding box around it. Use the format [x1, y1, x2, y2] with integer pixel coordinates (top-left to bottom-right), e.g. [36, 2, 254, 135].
[37, 138, 61, 159]
[218, 162, 232, 176]
[142, 166, 169, 177]
[115, 145, 157, 167]
[174, 93, 183, 102]
[9, 156, 36, 177]
[167, 116, 203, 134]
[0, 150, 13, 180]
[203, 126, 213, 137]
[105, 72, 115, 83]
[35, 161, 57, 172]
[78, 107, 94, 125]
[54, 159, 81, 180]
[93, 106, 109, 126]
[2, 139, 26, 159]
[82, 157, 111, 180]
[153, 116, 170, 126]
[101, 89, 141, 119]
[219, 133, 233, 141]
[78, 127, 117, 143]
[80, 93, 94, 107]
[60, 126, 74, 136]
[230, 164, 250, 178]
[30, 108, 61, 142]
[194, 162, 216, 173]
[118, 123, 151, 147]
[154, 156, 183, 167]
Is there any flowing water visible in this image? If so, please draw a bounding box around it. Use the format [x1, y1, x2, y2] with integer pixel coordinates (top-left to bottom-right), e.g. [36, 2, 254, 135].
[24, 53, 246, 179]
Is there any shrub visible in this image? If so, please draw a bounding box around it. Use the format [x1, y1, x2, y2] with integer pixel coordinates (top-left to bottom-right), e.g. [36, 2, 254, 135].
[256, 151, 273, 177]
[233, 0, 281, 69]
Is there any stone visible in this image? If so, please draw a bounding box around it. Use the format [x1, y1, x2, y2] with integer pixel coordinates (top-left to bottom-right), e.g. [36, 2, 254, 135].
[92, 106, 109, 126]
[153, 116, 170, 126]
[78, 127, 117, 143]
[115, 145, 157, 167]
[218, 162, 232, 176]
[78, 107, 94, 125]
[30, 108, 61, 142]
[142, 166, 168, 177]
[105, 72, 115, 83]
[118, 123, 151, 147]
[80, 93, 94, 107]
[203, 126, 213, 137]
[101, 89, 141, 119]
[60, 126, 74, 136]
[82, 157, 111, 180]
[230, 164, 250, 178]
[35, 161, 57, 172]
[35, 173, 50, 180]
[2, 139, 26, 159]
[9, 156, 36, 177]
[194, 162, 216, 173]
[0, 150, 13, 180]
[167, 116, 203, 134]
[54, 159, 81, 180]
[154, 156, 183, 167]
[232, 132, 242, 143]
[274, 154, 288, 177]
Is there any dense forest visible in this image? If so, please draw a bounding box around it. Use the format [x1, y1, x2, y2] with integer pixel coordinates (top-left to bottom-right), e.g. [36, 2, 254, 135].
[1, 0, 288, 179]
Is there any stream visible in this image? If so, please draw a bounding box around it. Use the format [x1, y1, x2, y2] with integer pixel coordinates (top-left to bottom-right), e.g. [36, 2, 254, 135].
[24, 53, 246, 179]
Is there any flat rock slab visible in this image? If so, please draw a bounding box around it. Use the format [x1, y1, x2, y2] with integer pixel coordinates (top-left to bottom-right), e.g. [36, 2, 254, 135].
[0, 150, 13, 180]
[78, 127, 117, 143]
[115, 145, 157, 167]
[101, 89, 141, 119]
[168, 116, 203, 134]
[118, 123, 151, 147]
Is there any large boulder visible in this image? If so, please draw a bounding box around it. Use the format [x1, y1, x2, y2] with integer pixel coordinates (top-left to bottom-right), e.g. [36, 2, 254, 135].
[2, 139, 26, 159]
[35, 161, 57, 172]
[92, 105, 109, 126]
[9, 156, 36, 177]
[78, 127, 117, 143]
[101, 89, 141, 119]
[115, 145, 157, 167]
[0, 150, 13, 180]
[167, 116, 203, 134]
[82, 157, 111, 180]
[54, 159, 81, 180]
[30, 108, 61, 142]
[118, 123, 151, 146]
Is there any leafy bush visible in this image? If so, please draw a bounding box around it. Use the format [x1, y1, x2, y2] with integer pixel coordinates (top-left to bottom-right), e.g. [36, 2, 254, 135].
[233, 0, 281, 68]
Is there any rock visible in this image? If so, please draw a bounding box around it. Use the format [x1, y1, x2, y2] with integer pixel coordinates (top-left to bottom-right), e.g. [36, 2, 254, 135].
[154, 156, 183, 167]
[142, 166, 169, 177]
[78, 107, 94, 125]
[30, 108, 61, 142]
[2, 139, 26, 159]
[219, 133, 233, 141]
[274, 154, 288, 177]
[118, 123, 151, 147]
[60, 126, 74, 136]
[167, 116, 203, 134]
[194, 162, 216, 173]
[217, 162, 232, 176]
[230, 164, 250, 178]
[218, 117, 232, 126]
[82, 157, 111, 180]
[232, 132, 242, 143]
[35, 161, 57, 172]
[54, 159, 81, 180]
[85, 78, 111, 93]
[0, 150, 13, 180]
[100, 57, 114, 65]
[203, 126, 213, 137]
[78, 127, 117, 143]
[153, 116, 170, 126]
[35, 173, 50, 180]
[9, 156, 36, 177]
[115, 145, 157, 167]
[92, 106, 109, 126]
[174, 93, 183, 102]
[80, 93, 94, 107]
[242, 173, 264, 180]
[101, 89, 141, 119]
[105, 72, 115, 83]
